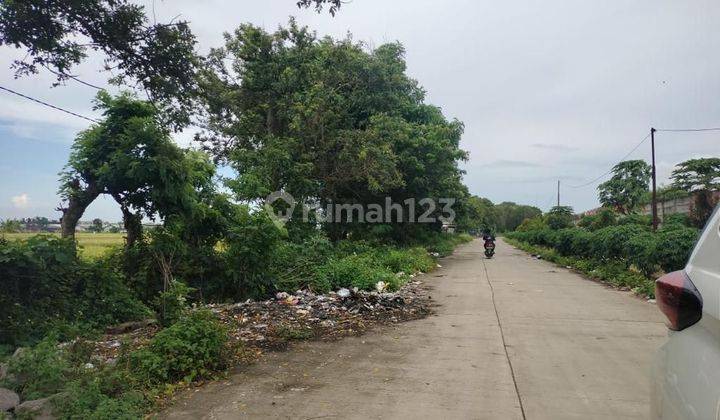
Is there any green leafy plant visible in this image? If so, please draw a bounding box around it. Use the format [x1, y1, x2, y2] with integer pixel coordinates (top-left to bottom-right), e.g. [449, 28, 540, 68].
[130, 310, 228, 385]
[5, 336, 69, 400]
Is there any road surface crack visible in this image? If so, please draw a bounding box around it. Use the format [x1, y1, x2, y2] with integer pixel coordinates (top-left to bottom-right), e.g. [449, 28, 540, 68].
[481, 257, 527, 420]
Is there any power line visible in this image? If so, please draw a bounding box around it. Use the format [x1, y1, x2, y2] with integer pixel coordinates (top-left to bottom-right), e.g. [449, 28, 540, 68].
[0, 85, 100, 123]
[655, 127, 720, 132]
[41, 65, 105, 90]
[566, 132, 651, 189]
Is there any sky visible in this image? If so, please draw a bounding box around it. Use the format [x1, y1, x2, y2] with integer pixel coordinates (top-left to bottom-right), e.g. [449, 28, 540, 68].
[1, 0, 719, 221]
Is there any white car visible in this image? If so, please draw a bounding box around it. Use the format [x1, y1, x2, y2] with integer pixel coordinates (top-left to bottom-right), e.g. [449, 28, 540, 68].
[653, 206, 720, 419]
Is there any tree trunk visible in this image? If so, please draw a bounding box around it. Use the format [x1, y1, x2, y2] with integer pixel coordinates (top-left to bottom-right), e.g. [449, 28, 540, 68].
[121, 206, 143, 248]
[111, 193, 143, 248]
[59, 181, 100, 239]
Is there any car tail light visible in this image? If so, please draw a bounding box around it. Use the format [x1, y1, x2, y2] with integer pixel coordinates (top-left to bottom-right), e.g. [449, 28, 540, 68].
[655, 270, 703, 331]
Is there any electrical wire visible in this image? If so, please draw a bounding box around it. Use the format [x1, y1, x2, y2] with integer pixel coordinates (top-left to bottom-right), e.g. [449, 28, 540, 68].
[0, 85, 100, 123]
[655, 127, 720, 132]
[566, 132, 651, 189]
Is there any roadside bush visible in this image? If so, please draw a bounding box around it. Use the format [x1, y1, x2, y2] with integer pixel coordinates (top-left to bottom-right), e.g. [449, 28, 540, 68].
[156, 280, 194, 327]
[578, 208, 618, 231]
[662, 213, 693, 228]
[271, 233, 335, 293]
[315, 255, 397, 291]
[516, 216, 547, 232]
[374, 247, 435, 274]
[544, 206, 574, 230]
[553, 229, 580, 256]
[407, 231, 472, 257]
[5, 335, 69, 400]
[590, 224, 647, 262]
[655, 226, 699, 272]
[130, 310, 228, 385]
[570, 229, 593, 258]
[618, 213, 652, 227]
[56, 371, 145, 420]
[624, 232, 658, 277]
[0, 236, 151, 347]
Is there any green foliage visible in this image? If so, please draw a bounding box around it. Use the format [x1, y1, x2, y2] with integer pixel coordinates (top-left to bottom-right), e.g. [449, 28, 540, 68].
[504, 238, 655, 298]
[617, 213, 652, 227]
[316, 255, 398, 291]
[0, 0, 199, 128]
[506, 213, 701, 298]
[222, 209, 284, 299]
[662, 213, 693, 228]
[130, 310, 228, 385]
[0, 236, 151, 347]
[544, 206, 574, 230]
[494, 202, 542, 232]
[374, 247, 435, 274]
[670, 157, 720, 227]
[0, 219, 23, 233]
[516, 216, 547, 232]
[156, 280, 193, 327]
[56, 376, 145, 420]
[579, 208, 618, 231]
[590, 224, 647, 262]
[199, 21, 468, 242]
[270, 233, 335, 293]
[456, 196, 498, 234]
[60, 92, 219, 243]
[5, 336, 69, 400]
[597, 160, 651, 214]
[87, 218, 104, 233]
[624, 232, 658, 277]
[414, 232, 473, 257]
[655, 225, 699, 273]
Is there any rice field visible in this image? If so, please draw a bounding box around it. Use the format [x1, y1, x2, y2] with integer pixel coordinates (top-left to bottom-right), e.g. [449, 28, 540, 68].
[1, 232, 125, 259]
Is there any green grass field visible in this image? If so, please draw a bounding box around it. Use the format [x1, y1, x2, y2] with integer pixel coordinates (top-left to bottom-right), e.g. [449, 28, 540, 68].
[1, 232, 125, 259]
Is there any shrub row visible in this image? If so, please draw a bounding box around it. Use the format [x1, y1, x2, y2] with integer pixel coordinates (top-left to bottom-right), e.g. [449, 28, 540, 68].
[506, 221, 699, 278]
[272, 232, 465, 293]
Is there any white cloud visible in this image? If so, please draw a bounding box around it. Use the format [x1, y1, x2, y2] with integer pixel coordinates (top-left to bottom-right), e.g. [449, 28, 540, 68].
[11, 193, 29, 209]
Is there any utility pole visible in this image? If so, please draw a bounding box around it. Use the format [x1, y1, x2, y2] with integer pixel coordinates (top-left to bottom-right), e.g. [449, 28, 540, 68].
[557, 180, 560, 207]
[651, 127, 658, 231]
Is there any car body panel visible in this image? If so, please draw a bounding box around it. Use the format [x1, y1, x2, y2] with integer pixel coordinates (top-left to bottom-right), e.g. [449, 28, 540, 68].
[653, 206, 720, 419]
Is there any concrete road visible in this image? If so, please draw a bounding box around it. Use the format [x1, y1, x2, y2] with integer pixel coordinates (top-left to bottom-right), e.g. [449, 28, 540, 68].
[161, 239, 667, 419]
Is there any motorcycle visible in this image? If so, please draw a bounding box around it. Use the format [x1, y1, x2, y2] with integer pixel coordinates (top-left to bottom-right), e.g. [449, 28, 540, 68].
[483, 235, 496, 258]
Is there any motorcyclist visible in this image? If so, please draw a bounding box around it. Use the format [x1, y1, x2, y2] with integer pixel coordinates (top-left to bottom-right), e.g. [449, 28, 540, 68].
[482, 229, 496, 258]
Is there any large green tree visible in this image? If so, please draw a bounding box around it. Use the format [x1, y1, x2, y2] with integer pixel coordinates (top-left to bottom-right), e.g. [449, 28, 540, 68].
[59, 92, 216, 246]
[197, 21, 468, 241]
[494, 202, 542, 232]
[597, 160, 651, 214]
[456, 196, 498, 233]
[671, 157, 720, 227]
[545, 205, 574, 230]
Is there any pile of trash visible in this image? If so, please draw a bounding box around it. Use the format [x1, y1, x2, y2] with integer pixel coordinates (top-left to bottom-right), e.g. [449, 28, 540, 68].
[88, 280, 434, 362]
[210, 280, 434, 350]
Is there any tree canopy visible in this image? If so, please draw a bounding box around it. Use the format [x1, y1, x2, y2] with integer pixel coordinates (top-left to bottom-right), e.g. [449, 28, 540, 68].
[197, 21, 468, 241]
[493, 202, 542, 232]
[597, 160, 651, 214]
[671, 157, 720, 227]
[59, 92, 216, 245]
